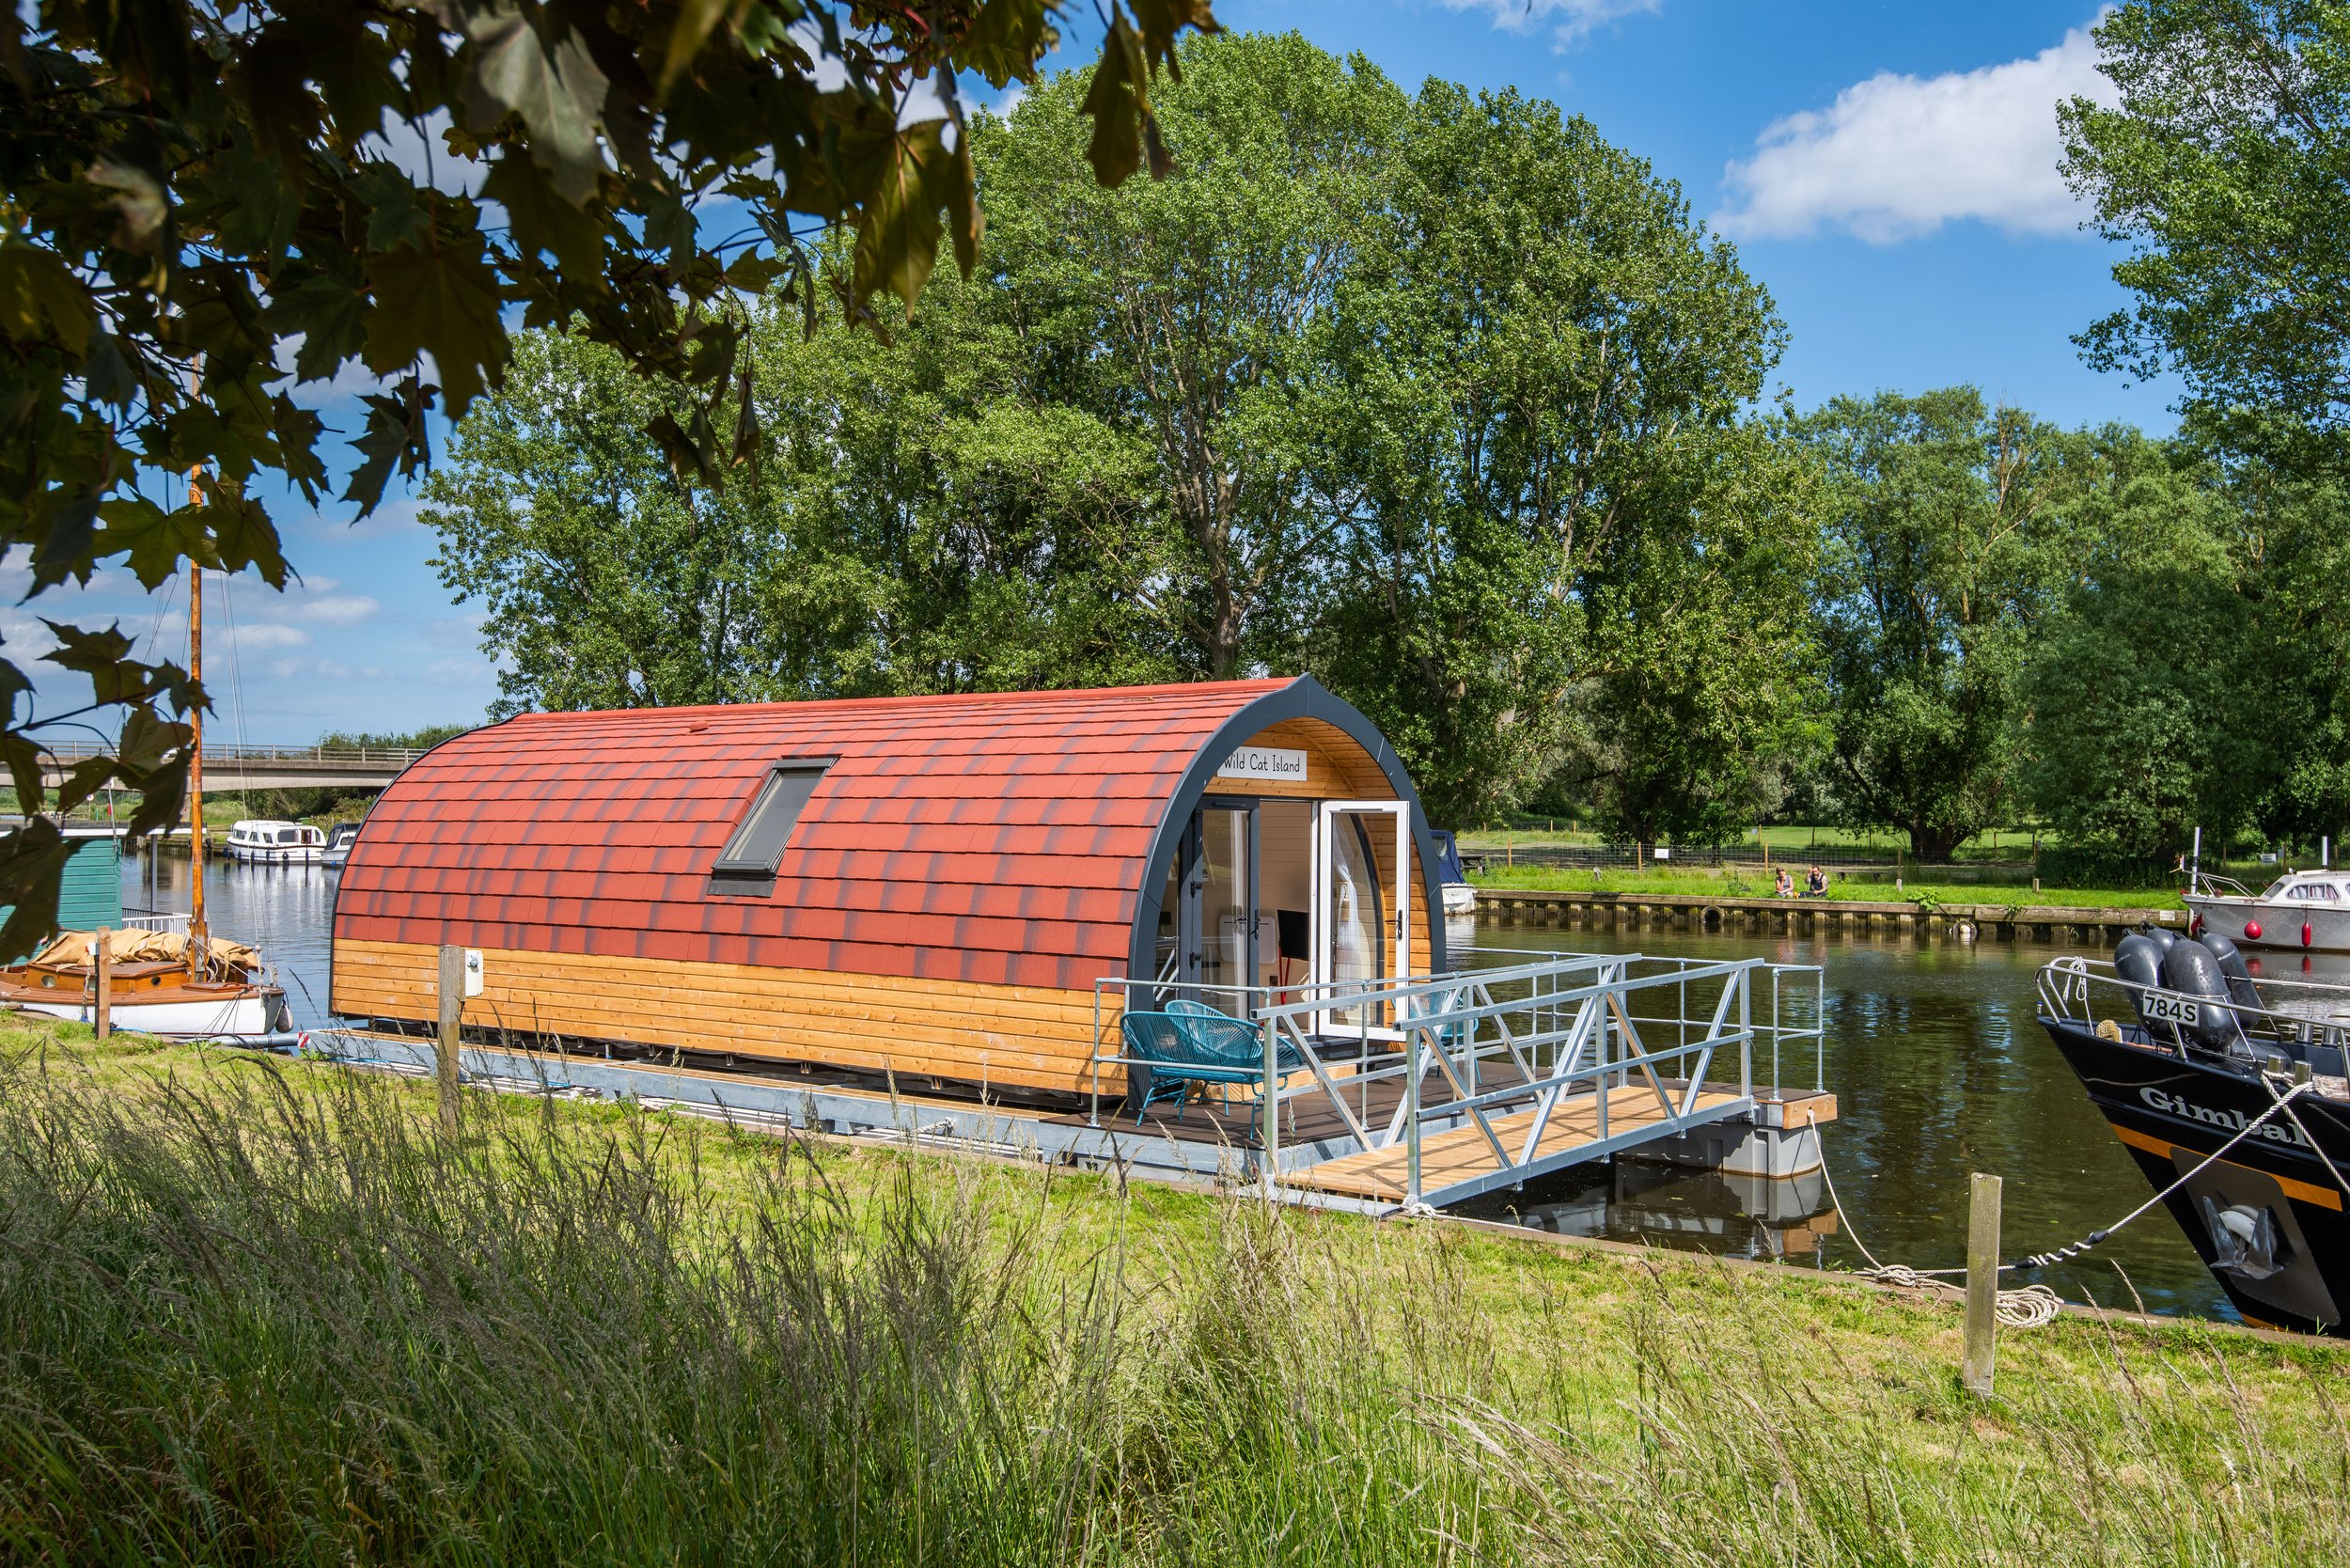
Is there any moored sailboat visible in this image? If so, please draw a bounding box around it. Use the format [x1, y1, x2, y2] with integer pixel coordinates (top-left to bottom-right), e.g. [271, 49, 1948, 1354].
[0, 559, 291, 1041]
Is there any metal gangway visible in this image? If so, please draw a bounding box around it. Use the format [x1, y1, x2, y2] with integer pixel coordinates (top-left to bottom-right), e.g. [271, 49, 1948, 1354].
[1092, 949, 1825, 1208]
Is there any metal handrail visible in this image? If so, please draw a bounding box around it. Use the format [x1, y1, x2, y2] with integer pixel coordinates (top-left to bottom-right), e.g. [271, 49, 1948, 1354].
[2038, 955, 2350, 1058]
[1089, 949, 1825, 1205]
[33, 740, 430, 766]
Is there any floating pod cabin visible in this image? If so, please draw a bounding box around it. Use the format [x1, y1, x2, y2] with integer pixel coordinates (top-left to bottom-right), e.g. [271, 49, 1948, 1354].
[328, 678, 1448, 1101]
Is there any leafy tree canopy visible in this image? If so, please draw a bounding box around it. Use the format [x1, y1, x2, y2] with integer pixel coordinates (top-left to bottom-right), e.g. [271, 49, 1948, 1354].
[0, 0, 1214, 952]
[1787, 387, 2103, 863]
[2062, 1, 2350, 448]
[424, 35, 1798, 829]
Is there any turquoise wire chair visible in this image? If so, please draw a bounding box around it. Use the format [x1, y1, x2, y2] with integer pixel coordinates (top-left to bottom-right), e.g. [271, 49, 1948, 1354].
[1120, 1001, 1305, 1123]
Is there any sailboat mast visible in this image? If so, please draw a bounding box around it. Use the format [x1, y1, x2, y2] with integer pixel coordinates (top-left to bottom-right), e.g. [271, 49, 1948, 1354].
[188, 559, 206, 956]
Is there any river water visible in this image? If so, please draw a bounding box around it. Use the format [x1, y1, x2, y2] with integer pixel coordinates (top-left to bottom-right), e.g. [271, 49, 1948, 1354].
[127, 853, 2235, 1325]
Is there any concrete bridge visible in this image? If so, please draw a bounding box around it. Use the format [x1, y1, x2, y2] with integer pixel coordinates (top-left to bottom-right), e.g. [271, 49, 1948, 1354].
[40, 742, 428, 793]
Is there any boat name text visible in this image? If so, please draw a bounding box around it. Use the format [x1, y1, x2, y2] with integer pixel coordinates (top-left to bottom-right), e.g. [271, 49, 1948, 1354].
[2138, 1087, 2311, 1148]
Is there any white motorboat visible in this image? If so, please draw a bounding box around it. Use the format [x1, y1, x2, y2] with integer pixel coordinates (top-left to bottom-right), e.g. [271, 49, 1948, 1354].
[321, 821, 362, 868]
[2185, 869, 2350, 954]
[226, 818, 327, 864]
[1430, 828, 1479, 916]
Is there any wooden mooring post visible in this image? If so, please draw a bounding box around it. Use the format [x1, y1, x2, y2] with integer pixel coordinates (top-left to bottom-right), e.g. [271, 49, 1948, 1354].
[1964, 1171, 2002, 1395]
[93, 928, 111, 1042]
[437, 942, 463, 1135]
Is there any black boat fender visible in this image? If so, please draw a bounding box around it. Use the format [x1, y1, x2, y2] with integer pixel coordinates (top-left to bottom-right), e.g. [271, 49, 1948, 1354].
[2198, 930, 2264, 1011]
[2160, 939, 2249, 1057]
[2113, 931, 2168, 1028]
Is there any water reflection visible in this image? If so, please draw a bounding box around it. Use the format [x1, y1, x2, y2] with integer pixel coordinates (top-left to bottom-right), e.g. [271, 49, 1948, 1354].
[1465, 1161, 1840, 1268]
[1462, 918, 2236, 1324]
[123, 847, 338, 1027]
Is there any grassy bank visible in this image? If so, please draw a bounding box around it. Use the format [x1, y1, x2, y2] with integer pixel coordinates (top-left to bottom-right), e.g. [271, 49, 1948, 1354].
[1463, 824, 2044, 859]
[5, 1024, 2347, 1563]
[1471, 864, 2185, 912]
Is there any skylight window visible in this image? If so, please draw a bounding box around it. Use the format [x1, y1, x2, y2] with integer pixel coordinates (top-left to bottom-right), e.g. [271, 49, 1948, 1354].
[713, 763, 829, 883]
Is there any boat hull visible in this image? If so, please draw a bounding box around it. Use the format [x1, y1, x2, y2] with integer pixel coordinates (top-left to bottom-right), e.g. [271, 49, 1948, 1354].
[2185, 895, 2350, 953]
[225, 844, 326, 865]
[2040, 1015, 2350, 1334]
[8, 988, 289, 1038]
[1441, 883, 1477, 917]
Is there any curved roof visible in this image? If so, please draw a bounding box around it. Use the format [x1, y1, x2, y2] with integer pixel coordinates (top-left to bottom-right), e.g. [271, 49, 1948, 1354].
[336, 679, 1313, 992]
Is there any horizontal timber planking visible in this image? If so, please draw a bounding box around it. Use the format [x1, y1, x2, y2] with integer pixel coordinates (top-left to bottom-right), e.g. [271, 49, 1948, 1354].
[333, 938, 1125, 1094]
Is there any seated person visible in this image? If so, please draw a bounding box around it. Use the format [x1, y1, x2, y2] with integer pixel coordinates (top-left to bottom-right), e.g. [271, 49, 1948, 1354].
[1774, 867, 1794, 899]
[1803, 865, 1828, 898]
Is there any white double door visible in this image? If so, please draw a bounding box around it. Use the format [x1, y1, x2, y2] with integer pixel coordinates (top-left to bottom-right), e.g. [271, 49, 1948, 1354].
[1311, 800, 1411, 1039]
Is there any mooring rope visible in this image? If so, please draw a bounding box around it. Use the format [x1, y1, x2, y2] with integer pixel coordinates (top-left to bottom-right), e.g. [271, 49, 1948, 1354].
[1816, 1144, 2067, 1327]
[1815, 1075, 2350, 1332]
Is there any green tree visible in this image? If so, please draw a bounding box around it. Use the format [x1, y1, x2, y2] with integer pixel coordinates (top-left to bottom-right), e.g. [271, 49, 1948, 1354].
[2062, 1, 2350, 447]
[1573, 427, 1824, 850]
[971, 31, 1408, 680]
[1316, 83, 1796, 828]
[2017, 438, 2249, 857]
[427, 289, 1175, 710]
[1790, 388, 2089, 863]
[0, 0, 1214, 951]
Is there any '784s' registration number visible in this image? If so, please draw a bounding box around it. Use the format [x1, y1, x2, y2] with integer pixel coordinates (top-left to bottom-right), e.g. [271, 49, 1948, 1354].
[2142, 992, 2201, 1027]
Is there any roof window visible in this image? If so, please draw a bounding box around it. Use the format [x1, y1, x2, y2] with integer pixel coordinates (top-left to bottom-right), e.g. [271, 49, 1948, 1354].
[710, 762, 829, 892]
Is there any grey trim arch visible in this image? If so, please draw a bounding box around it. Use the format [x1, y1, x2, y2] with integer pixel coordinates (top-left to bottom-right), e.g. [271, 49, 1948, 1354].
[1126, 677, 1451, 995]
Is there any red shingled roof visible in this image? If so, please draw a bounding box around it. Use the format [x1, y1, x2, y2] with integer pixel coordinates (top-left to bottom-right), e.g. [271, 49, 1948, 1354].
[334, 679, 1294, 991]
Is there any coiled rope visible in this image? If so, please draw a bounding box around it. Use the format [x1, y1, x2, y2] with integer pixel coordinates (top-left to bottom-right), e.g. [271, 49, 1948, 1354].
[1815, 1075, 2347, 1331]
[1813, 1124, 2064, 1328]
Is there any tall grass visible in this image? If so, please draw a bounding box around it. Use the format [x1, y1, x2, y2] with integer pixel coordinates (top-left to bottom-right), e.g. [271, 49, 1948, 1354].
[2, 1032, 2347, 1564]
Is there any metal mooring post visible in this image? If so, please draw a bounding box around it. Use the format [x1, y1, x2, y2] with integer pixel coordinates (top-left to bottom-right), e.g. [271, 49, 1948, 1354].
[1261, 1011, 1280, 1196]
[436, 943, 464, 1136]
[1405, 1024, 1423, 1207]
[1964, 1172, 2002, 1395]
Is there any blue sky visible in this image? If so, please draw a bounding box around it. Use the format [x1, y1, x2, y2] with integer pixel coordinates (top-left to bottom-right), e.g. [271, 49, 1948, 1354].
[22, 1, 2171, 744]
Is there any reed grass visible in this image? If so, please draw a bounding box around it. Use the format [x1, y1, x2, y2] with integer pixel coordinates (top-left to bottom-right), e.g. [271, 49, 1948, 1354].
[4, 1023, 2348, 1564]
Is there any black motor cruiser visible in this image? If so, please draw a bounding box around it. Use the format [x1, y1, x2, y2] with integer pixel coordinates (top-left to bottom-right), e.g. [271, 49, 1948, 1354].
[2037, 930, 2350, 1334]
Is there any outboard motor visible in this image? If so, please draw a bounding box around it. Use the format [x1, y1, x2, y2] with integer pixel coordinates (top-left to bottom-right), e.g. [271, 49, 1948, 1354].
[2160, 938, 2248, 1057]
[2198, 931, 2264, 1012]
[2113, 931, 2167, 1029]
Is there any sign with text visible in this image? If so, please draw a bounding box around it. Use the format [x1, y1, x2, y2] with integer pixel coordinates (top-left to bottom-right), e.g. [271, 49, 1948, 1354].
[1216, 745, 1309, 784]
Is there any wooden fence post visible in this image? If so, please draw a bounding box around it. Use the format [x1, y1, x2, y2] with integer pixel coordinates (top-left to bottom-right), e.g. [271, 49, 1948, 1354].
[1964, 1171, 2002, 1396]
[93, 928, 111, 1042]
[437, 943, 463, 1135]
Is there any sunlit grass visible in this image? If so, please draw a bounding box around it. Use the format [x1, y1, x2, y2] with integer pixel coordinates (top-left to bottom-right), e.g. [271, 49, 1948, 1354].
[1469, 865, 2187, 911]
[3, 1020, 2345, 1563]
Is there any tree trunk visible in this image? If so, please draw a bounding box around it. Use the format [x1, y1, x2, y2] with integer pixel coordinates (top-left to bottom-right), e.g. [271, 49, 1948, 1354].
[1910, 825, 1964, 866]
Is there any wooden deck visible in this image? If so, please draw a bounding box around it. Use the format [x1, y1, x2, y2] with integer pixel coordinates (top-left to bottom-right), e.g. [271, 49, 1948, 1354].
[1288, 1083, 1746, 1201]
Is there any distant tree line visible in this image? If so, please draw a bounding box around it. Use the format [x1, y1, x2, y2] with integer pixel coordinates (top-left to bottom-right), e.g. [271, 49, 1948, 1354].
[421, 20, 2350, 869]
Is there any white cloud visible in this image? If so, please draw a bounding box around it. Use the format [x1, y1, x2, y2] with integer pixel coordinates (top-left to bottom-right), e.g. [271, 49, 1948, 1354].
[293, 595, 382, 626]
[1716, 18, 2117, 243]
[425, 658, 493, 684]
[232, 623, 312, 651]
[1438, 0, 1661, 48]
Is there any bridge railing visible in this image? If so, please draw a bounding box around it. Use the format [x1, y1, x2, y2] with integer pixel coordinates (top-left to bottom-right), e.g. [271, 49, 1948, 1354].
[35, 741, 431, 767]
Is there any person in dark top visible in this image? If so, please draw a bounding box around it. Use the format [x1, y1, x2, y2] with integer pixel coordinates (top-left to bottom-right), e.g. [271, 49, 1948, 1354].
[1803, 864, 1828, 898]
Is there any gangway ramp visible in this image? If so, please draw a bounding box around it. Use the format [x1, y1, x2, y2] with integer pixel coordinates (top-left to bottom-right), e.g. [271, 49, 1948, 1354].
[1295, 1083, 1749, 1202]
[1094, 950, 1828, 1210]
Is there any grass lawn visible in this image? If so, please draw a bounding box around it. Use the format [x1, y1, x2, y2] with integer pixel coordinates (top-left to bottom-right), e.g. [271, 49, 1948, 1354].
[1460, 823, 2047, 858]
[4, 1018, 2345, 1563]
[1470, 864, 2188, 911]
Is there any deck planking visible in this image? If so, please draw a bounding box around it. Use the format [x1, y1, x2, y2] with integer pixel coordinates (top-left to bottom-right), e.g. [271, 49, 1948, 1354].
[1291, 1083, 1746, 1200]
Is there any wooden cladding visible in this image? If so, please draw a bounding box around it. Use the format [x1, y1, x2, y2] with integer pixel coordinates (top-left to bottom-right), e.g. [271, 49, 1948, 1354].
[332, 938, 1122, 1096]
